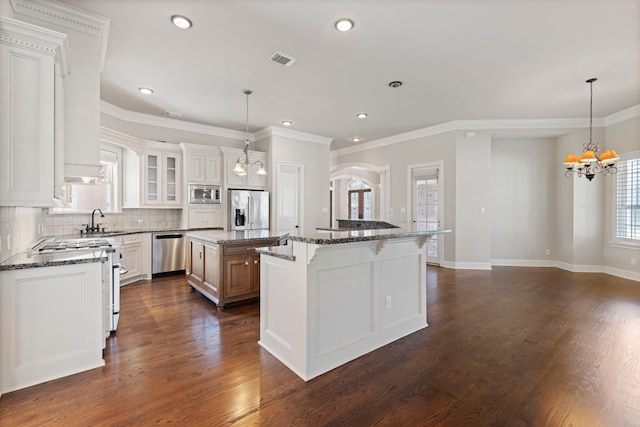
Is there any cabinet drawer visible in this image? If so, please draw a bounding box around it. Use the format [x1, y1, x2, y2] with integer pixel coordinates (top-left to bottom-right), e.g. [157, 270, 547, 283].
[123, 234, 143, 245]
[223, 239, 277, 256]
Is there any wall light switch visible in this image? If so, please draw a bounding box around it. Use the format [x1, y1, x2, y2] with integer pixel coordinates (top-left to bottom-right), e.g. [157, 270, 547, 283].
[322, 207, 328, 213]
[385, 295, 392, 309]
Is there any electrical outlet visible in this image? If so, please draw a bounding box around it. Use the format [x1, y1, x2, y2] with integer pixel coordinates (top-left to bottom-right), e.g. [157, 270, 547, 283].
[632, 258, 637, 266]
[546, 249, 551, 256]
[7, 234, 11, 251]
[385, 295, 392, 309]
[137, 219, 144, 225]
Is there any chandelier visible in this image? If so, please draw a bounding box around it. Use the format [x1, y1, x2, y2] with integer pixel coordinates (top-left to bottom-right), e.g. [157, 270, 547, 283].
[233, 89, 267, 177]
[563, 78, 619, 181]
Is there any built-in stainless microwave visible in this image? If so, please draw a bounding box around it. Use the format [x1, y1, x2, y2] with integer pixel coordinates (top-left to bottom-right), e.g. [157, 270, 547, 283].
[189, 184, 221, 204]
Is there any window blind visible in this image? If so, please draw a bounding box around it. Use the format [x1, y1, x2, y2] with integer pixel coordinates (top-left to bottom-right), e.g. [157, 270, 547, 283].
[616, 158, 640, 240]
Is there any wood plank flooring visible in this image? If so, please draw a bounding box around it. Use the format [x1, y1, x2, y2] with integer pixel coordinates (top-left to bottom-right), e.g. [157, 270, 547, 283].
[1, 267, 639, 426]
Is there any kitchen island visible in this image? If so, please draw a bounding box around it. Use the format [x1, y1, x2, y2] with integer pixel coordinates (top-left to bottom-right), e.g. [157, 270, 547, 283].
[257, 226, 451, 381]
[186, 230, 286, 309]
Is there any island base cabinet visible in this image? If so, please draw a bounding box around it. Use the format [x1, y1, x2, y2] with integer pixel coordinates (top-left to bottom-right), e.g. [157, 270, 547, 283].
[188, 237, 277, 310]
[259, 238, 428, 381]
[0, 262, 104, 396]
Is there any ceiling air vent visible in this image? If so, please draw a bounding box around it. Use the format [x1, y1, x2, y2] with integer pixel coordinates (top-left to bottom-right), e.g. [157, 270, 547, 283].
[269, 51, 298, 67]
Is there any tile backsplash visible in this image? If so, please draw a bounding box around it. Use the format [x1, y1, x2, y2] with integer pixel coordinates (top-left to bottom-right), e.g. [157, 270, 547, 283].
[0, 207, 45, 262]
[0, 207, 182, 262]
[43, 209, 182, 236]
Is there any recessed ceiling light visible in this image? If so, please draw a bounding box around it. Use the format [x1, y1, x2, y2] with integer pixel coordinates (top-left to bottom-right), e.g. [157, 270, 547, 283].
[138, 87, 154, 95]
[335, 19, 354, 32]
[171, 15, 192, 29]
[356, 113, 368, 119]
[352, 137, 361, 142]
[388, 81, 403, 88]
[281, 120, 293, 126]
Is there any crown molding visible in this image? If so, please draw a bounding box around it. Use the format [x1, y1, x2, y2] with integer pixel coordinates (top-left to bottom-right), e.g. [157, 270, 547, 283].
[10, 0, 110, 70]
[605, 104, 640, 126]
[101, 101, 248, 141]
[0, 16, 69, 73]
[330, 113, 631, 157]
[100, 126, 181, 155]
[254, 125, 333, 145]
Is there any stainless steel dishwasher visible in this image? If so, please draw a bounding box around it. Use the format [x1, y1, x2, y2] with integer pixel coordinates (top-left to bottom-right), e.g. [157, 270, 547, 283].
[152, 232, 186, 277]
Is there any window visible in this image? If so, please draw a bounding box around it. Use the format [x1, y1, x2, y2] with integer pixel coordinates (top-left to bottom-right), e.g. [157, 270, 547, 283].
[53, 145, 120, 213]
[616, 157, 640, 241]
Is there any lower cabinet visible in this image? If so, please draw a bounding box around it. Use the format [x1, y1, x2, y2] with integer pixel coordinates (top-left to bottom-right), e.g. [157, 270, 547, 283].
[187, 237, 277, 309]
[0, 262, 104, 396]
[117, 233, 151, 285]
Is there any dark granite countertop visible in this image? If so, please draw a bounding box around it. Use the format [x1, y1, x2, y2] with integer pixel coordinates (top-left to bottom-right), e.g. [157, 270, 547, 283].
[288, 226, 451, 245]
[187, 229, 288, 245]
[0, 227, 224, 271]
[256, 245, 296, 261]
[0, 248, 112, 271]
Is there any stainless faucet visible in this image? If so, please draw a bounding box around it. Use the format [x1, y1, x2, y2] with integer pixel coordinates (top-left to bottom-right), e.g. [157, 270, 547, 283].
[88, 208, 105, 233]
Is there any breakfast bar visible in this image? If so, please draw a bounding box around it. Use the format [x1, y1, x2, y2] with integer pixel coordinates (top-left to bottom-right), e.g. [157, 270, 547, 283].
[257, 226, 451, 381]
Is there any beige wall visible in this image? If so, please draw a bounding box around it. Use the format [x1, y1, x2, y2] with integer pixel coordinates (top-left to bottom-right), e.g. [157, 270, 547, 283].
[604, 116, 640, 276]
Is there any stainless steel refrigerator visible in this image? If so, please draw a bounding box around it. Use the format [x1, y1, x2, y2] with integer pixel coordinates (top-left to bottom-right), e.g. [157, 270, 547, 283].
[228, 189, 270, 230]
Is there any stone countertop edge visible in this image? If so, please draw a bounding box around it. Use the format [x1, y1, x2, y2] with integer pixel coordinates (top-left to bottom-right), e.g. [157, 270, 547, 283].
[256, 246, 296, 262]
[287, 228, 452, 245]
[186, 229, 288, 245]
[0, 250, 110, 271]
[61, 226, 224, 239]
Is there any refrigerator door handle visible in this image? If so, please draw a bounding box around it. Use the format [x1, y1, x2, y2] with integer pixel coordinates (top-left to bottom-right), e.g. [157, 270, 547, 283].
[247, 195, 253, 227]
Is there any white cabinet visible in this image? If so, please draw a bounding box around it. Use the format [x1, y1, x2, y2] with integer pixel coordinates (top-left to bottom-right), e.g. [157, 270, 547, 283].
[0, 18, 67, 207]
[123, 147, 182, 209]
[117, 233, 151, 285]
[182, 144, 221, 185]
[0, 262, 104, 395]
[188, 205, 222, 228]
[221, 147, 267, 190]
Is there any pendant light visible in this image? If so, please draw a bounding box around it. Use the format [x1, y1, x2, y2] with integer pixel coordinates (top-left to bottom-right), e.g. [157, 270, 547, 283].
[563, 78, 619, 181]
[233, 90, 267, 177]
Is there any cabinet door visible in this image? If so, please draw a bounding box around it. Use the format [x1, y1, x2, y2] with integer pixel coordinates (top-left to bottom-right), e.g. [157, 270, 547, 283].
[163, 153, 181, 205]
[250, 254, 261, 293]
[144, 152, 162, 205]
[223, 256, 252, 297]
[205, 155, 221, 184]
[190, 239, 204, 285]
[188, 152, 207, 184]
[0, 43, 55, 206]
[120, 243, 142, 282]
[189, 206, 221, 228]
[203, 243, 220, 299]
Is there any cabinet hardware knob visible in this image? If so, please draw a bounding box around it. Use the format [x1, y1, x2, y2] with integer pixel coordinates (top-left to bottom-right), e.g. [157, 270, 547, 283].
[254, 260, 258, 264]
[244, 261, 249, 266]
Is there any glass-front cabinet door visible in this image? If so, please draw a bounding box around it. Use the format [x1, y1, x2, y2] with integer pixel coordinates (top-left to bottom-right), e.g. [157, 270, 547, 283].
[142, 151, 181, 206]
[145, 152, 160, 204]
[163, 153, 181, 205]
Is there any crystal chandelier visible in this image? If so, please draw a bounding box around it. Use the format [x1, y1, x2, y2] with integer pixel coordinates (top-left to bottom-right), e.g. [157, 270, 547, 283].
[233, 89, 267, 177]
[563, 78, 619, 181]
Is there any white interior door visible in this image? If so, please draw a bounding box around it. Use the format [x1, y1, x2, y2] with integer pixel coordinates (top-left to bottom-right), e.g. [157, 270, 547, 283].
[277, 162, 303, 235]
[411, 165, 443, 265]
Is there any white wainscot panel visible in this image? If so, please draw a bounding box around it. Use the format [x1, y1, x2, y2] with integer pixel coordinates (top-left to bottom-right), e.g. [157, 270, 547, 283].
[380, 254, 423, 329]
[314, 262, 374, 356]
[18, 274, 89, 365]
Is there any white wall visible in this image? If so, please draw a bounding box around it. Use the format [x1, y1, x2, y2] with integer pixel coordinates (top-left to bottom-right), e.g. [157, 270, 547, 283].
[334, 132, 457, 265]
[603, 116, 640, 279]
[454, 132, 492, 268]
[262, 133, 331, 232]
[491, 137, 556, 264]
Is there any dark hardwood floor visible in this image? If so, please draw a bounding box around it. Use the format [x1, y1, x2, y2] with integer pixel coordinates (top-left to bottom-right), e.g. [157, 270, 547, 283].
[1, 267, 639, 426]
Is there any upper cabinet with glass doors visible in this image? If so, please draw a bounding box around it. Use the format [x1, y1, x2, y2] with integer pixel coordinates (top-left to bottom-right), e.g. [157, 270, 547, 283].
[123, 146, 182, 208]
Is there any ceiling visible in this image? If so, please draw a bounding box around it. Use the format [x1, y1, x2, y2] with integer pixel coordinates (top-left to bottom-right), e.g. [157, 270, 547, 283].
[62, 0, 640, 151]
